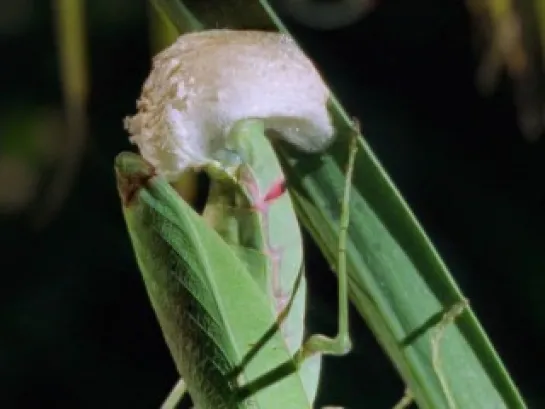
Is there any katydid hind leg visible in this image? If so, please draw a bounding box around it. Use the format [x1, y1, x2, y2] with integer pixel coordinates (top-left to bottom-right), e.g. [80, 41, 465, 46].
[296, 131, 359, 363]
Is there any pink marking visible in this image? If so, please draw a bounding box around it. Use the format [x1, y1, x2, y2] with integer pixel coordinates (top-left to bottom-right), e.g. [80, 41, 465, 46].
[250, 177, 286, 213]
[252, 200, 268, 214]
[241, 172, 291, 319]
[263, 179, 286, 203]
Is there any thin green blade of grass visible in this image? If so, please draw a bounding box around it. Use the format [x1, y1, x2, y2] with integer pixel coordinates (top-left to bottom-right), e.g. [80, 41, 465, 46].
[149, 0, 202, 32]
[45, 0, 89, 228]
[148, 1, 526, 407]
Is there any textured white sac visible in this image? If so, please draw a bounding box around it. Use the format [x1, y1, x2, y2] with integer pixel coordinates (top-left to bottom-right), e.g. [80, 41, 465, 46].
[124, 29, 334, 180]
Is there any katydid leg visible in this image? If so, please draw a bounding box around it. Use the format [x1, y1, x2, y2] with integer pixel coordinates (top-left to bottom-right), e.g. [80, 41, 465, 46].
[295, 133, 358, 363]
[237, 168, 291, 315]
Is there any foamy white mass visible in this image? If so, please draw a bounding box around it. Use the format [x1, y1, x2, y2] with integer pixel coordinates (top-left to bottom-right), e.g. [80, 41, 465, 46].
[123, 29, 334, 180]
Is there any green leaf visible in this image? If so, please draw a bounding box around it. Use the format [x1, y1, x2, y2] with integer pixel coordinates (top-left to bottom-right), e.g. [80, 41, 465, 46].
[147, 1, 527, 407]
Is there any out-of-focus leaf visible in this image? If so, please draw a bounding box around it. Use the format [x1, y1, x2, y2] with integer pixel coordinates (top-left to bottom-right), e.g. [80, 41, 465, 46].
[0, 155, 38, 214]
[0, 108, 64, 215]
[40, 0, 89, 227]
[467, 0, 545, 141]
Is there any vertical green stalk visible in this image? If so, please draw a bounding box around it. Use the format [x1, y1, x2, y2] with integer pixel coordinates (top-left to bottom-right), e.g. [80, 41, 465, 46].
[45, 0, 88, 227]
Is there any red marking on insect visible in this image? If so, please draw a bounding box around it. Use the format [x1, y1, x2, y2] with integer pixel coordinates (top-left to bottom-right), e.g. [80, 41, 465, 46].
[263, 178, 287, 203]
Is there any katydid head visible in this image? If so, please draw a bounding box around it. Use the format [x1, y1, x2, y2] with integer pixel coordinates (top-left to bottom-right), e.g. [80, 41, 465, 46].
[114, 152, 156, 207]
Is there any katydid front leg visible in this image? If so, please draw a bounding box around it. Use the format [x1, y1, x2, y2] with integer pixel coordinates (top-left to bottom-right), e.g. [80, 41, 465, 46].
[236, 167, 291, 315]
[295, 131, 358, 363]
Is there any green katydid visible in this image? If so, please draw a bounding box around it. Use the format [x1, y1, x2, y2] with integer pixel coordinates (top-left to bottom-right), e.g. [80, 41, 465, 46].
[114, 127, 358, 408]
[119, 29, 358, 408]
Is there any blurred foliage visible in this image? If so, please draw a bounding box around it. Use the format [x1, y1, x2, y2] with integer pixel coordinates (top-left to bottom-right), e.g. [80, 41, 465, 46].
[1, 0, 545, 407]
[468, 0, 545, 141]
[0, 107, 63, 214]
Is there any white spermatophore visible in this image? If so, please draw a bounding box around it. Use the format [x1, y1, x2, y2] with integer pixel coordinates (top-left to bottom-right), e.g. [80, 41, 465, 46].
[124, 29, 334, 180]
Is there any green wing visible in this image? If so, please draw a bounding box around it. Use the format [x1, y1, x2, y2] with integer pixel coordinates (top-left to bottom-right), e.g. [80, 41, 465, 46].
[115, 152, 311, 409]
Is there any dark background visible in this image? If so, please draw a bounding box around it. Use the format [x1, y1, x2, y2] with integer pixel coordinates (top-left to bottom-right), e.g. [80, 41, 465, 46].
[1, 0, 544, 407]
